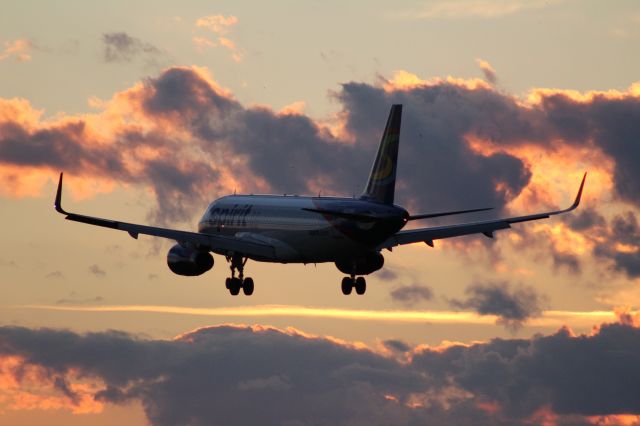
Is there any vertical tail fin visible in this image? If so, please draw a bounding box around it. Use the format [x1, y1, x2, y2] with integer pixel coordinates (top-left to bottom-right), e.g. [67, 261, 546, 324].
[361, 104, 402, 205]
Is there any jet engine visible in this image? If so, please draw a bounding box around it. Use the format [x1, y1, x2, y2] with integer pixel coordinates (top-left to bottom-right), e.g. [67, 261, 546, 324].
[335, 252, 384, 276]
[167, 243, 214, 276]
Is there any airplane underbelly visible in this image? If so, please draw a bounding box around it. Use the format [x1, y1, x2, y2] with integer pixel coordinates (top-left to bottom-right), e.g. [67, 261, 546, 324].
[265, 228, 366, 263]
[222, 226, 365, 263]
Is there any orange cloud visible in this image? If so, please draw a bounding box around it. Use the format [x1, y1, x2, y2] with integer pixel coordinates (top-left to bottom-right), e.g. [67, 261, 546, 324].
[195, 15, 239, 35]
[588, 414, 640, 425]
[476, 58, 497, 84]
[279, 101, 307, 116]
[383, 70, 491, 92]
[0, 355, 104, 414]
[192, 36, 216, 52]
[0, 39, 34, 62]
[193, 15, 243, 62]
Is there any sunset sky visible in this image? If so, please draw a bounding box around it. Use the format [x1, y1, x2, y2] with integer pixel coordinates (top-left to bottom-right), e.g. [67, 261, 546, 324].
[2, 1, 640, 424]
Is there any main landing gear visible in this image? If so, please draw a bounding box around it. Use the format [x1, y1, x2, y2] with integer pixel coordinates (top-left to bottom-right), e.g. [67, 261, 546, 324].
[225, 254, 254, 296]
[341, 276, 366, 295]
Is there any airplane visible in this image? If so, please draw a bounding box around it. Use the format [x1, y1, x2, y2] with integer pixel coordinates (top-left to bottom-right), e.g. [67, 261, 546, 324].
[54, 104, 586, 296]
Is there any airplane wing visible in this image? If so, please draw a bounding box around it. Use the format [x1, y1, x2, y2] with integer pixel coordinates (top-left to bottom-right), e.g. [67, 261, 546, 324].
[379, 173, 587, 250]
[54, 173, 275, 259]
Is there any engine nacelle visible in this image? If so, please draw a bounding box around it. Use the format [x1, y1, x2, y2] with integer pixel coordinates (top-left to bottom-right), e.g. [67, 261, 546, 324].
[167, 244, 214, 276]
[335, 252, 384, 276]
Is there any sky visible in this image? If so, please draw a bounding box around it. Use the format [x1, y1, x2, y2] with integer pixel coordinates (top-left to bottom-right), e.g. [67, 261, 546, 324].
[1, 0, 640, 424]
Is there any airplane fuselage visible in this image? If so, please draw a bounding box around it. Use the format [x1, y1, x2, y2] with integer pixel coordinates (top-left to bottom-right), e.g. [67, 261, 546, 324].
[198, 195, 408, 263]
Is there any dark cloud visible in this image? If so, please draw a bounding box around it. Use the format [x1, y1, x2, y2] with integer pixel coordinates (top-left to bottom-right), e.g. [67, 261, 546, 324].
[45, 270, 64, 279]
[2, 321, 640, 425]
[382, 339, 411, 353]
[102, 32, 162, 63]
[593, 212, 640, 278]
[0, 325, 427, 426]
[560, 209, 640, 279]
[563, 208, 606, 232]
[376, 268, 398, 281]
[551, 251, 581, 273]
[336, 81, 531, 215]
[55, 296, 104, 305]
[450, 282, 544, 330]
[412, 321, 640, 419]
[534, 93, 640, 207]
[390, 284, 433, 307]
[88, 264, 106, 277]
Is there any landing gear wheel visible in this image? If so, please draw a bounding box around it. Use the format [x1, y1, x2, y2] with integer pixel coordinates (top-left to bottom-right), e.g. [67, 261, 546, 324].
[355, 277, 366, 295]
[227, 255, 252, 296]
[229, 277, 242, 296]
[341, 277, 354, 295]
[242, 277, 254, 296]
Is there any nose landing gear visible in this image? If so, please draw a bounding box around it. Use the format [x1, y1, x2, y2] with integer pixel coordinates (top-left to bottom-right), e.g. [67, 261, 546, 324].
[341, 275, 367, 295]
[225, 254, 254, 296]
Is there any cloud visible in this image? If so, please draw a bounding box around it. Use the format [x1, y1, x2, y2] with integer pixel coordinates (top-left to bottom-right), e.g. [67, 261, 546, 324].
[563, 208, 606, 232]
[376, 268, 398, 281]
[559, 209, 640, 279]
[55, 296, 104, 305]
[593, 212, 640, 278]
[0, 325, 428, 425]
[88, 264, 106, 277]
[476, 58, 497, 85]
[2, 318, 640, 424]
[450, 282, 544, 330]
[390, 284, 434, 307]
[0, 39, 34, 62]
[45, 271, 65, 280]
[382, 339, 412, 354]
[195, 15, 238, 34]
[411, 318, 640, 420]
[102, 32, 162, 63]
[194, 15, 243, 62]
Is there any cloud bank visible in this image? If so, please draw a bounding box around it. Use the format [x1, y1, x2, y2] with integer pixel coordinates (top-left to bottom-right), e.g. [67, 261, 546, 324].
[2, 317, 640, 425]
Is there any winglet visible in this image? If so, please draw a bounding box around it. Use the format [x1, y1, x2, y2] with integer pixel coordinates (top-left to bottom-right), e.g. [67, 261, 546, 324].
[54, 172, 68, 215]
[569, 172, 587, 211]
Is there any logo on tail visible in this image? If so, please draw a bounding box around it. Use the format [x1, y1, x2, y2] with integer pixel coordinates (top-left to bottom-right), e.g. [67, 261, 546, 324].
[361, 104, 402, 204]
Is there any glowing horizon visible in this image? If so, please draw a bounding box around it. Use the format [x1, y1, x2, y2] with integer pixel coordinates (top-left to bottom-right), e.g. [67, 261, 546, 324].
[17, 304, 620, 327]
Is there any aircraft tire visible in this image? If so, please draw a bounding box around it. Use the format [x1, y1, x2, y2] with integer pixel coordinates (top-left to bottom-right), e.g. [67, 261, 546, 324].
[225, 277, 231, 289]
[242, 277, 254, 295]
[229, 278, 242, 296]
[355, 277, 366, 295]
[341, 277, 353, 295]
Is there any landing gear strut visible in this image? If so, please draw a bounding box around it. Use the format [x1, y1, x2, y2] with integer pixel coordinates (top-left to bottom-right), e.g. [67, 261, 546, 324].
[341, 275, 366, 295]
[225, 254, 254, 296]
